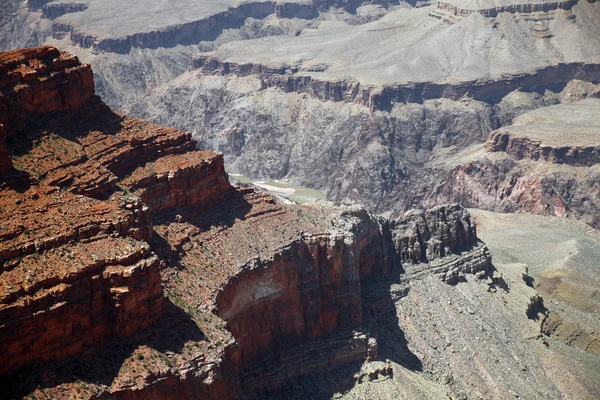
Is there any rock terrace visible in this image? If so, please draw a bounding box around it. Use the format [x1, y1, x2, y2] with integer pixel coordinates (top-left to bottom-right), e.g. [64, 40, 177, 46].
[0, 46, 494, 399]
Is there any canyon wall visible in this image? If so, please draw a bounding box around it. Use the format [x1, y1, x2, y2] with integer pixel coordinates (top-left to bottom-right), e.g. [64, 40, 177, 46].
[213, 203, 491, 392]
[0, 46, 492, 399]
[0, 46, 234, 388]
[192, 58, 600, 110]
[48, 1, 313, 53]
[486, 130, 600, 166]
[433, 0, 578, 19]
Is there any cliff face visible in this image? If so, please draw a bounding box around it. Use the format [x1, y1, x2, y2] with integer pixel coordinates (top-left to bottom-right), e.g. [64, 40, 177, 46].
[0, 46, 93, 173]
[432, 0, 578, 20]
[210, 202, 490, 392]
[192, 58, 600, 111]
[0, 46, 236, 394]
[48, 1, 313, 54]
[0, 46, 492, 399]
[486, 130, 600, 166]
[420, 99, 600, 227]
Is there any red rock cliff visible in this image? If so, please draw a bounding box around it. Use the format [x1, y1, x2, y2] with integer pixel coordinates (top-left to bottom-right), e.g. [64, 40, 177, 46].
[0, 46, 236, 395]
[0, 46, 491, 400]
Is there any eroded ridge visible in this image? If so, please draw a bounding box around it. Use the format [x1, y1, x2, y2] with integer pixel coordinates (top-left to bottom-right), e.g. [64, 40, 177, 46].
[0, 46, 237, 396]
[1, 46, 492, 399]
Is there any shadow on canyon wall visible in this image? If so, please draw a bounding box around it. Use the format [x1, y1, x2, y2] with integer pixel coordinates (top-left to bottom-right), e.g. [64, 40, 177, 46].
[0, 299, 206, 399]
[240, 268, 423, 400]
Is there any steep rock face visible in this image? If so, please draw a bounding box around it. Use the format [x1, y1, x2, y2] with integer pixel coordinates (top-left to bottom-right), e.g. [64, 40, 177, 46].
[432, 0, 578, 20]
[0, 46, 493, 399]
[215, 236, 368, 364]
[0, 45, 93, 173]
[192, 57, 600, 110]
[121, 151, 233, 213]
[213, 226, 395, 366]
[0, 45, 93, 117]
[423, 99, 600, 226]
[486, 131, 600, 166]
[0, 47, 236, 394]
[211, 202, 491, 392]
[48, 1, 314, 53]
[391, 204, 478, 264]
[421, 148, 600, 228]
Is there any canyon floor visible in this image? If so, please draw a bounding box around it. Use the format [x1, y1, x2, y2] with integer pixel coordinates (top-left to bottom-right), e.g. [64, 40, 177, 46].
[0, 0, 599, 398]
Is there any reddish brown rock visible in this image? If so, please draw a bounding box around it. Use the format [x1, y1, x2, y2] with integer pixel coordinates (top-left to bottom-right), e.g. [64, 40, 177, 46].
[121, 151, 233, 213]
[485, 99, 600, 166]
[0, 47, 237, 397]
[0, 46, 492, 400]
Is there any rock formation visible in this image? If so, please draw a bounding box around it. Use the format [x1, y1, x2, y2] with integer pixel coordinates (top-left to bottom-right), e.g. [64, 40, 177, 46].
[0, 46, 494, 398]
[431, 0, 579, 21]
[2, 0, 599, 395]
[417, 99, 600, 227]
[485, 99, 600, 166]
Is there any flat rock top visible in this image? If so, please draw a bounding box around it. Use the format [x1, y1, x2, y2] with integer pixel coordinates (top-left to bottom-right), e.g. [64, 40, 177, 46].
[504, 98, 600, 147]
[51, 0, 308, 40]
[204, 1, 600, 86]
[442, 0, 575, 10]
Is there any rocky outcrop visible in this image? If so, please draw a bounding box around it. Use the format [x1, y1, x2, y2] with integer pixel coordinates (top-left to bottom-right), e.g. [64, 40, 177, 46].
[417, 98, 600, 227]
[0, 45, 94, 173]
[0, 47, 236, 396]
[42, 2, 88, 20]
[421, 151, 600, 228]
[486, 130, 600, 166]
[0, 46, 93, 116]
[0, 46, 492, 399]
[26, 0, 52, 12]
[211, 201, 490, 392]
[121, 151, 234, 213]
[49, 1, 313, 53]
[213, 232, 389, 366]
[431, 0, 578, 20]
[192, 57, 600, 109]
[391, 204, 479, 264]
[0, 234, 163, 376]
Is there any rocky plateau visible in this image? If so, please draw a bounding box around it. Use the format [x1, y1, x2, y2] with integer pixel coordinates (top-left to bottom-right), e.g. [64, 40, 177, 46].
[0, 0, 599, 396]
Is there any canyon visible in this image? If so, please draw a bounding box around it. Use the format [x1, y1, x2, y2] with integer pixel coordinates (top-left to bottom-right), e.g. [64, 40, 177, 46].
[0, 46, 497, 398]
[0, 0, 599, 396]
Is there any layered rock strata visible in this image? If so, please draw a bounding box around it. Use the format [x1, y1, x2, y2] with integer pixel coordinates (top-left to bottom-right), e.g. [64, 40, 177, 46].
[0, 46, 492, 399]
[431, 0, 578, 20]
[207, 201, 490, 392]
[0, 46, 238, 396]
[192, 58, 600, 110]
[487, 131, 600, 166]
[485, 99, 600, 166]
[419, 100, 600, 227]
[43, 0, 316, 53]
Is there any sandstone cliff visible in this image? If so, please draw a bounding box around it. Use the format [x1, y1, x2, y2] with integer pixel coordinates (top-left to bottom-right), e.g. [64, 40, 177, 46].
[0, 46, 238, 397]
[0, 46, 491, 399]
